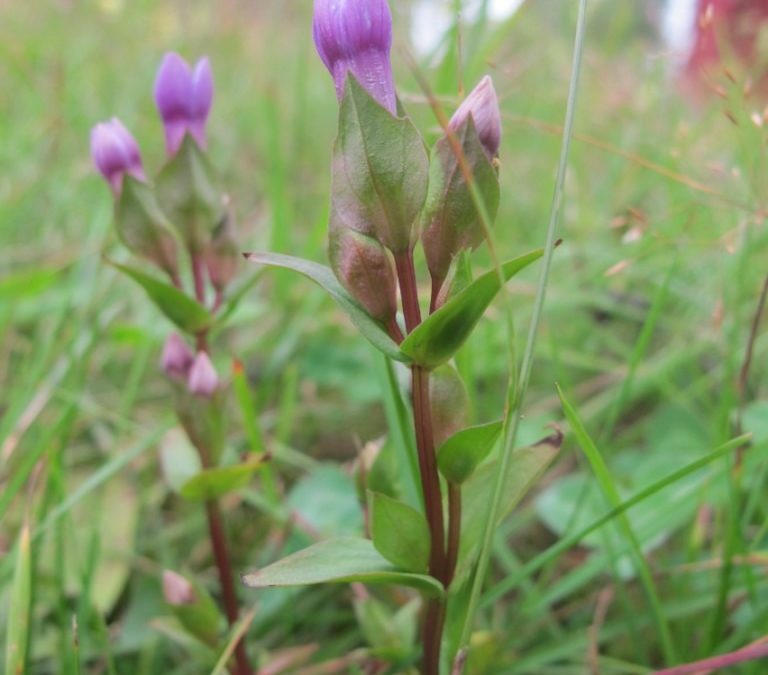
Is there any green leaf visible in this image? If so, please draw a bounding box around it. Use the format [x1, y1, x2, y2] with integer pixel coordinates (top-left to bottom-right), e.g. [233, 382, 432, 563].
[437, 421, 503, 485]
[109, 261, 212, 334]
[241, 537, 443, 597]
[5, 523, 31, 675]
[370, 492, 430, 573]
[167, 574, 223, 648]
[179, 455, 269, 501]
[245, 252, 406, 362]
[454, 431, 561, 584]
[332, 75, 428, 253]
[400, 249, 544, 368]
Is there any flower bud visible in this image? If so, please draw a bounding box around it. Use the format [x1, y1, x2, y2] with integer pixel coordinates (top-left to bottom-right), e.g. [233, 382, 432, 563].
[448, 76, 501, 159]
[429, 364, 468, 448]
[161, 333, 194, 380]
[154, 52, 213, 156]
[162, 570, 196, 606]
[312, 0, 396, 114]
[90, 118, 146, 195]
[187, 352, 219, 398]
[329, 225, 398, 324]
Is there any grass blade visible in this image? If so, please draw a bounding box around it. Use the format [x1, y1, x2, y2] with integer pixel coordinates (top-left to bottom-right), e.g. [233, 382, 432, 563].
[5, 522, 31, 675]
[558, 384, 677, 663]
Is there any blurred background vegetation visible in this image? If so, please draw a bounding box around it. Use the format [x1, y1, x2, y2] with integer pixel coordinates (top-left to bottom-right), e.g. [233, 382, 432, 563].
[1, 0, 767, 673]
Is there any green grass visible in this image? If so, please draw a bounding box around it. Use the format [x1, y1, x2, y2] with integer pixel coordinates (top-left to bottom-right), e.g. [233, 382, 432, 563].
[2, 0, 768, 673]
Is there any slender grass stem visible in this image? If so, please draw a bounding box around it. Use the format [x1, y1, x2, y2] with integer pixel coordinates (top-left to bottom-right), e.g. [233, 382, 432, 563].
[456, 0, 589, 658]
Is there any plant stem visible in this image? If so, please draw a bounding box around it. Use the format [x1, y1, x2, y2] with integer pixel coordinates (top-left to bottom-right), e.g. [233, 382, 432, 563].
[204, 500, 252, 675]
[394, 248, 448, 673]
[190, 256, 252, 675]
[446, 483, 461, 584]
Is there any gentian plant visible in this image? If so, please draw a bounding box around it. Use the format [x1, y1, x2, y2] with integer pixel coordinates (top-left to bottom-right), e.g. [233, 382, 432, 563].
[243, 1, 562, 672]
[92, 53, 262, 675]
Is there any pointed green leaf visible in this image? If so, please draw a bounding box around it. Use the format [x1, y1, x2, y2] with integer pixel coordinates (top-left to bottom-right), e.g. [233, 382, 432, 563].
[241, 537, 443, 597]
[400, 249, 544, 368]
[245, 252, 406, 362]
[437, 421, 503, 485]
[453, 431, 562, 584]
[5, 523, 31, 675]
[109, 261, 212, 334]
[370, 492, 430, 573]
[179, 455, 269, 501]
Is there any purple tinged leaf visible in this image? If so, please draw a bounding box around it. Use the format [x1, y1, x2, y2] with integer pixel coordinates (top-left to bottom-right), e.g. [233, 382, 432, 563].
[161, 333, 195, 379]
[162, 570, 196, 606]
[448, 76, 501, 159]
[187, 352, 219, 397]
[312, 0, 396, 114]
[154, 52, 214, 155]
[90, 118, 146, 194]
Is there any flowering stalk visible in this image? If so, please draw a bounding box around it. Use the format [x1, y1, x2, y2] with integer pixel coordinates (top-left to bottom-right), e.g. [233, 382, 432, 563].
[92, 52, 252, 675]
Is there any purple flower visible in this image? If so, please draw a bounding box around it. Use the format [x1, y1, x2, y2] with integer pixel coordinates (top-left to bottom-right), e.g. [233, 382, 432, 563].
[90, 118, 146, 194]
[161, 333, 195, 380]
[448, 76, 502, 159]
[154, 52, 213, 156]
[312, 0, 396, 114]
[162, 570, 196, 606]
[187, 352, 219, 397]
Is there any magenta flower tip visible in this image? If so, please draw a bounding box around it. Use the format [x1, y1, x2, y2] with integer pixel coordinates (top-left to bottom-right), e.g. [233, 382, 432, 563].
[161, 333, 195, 380]
[187, 352, 219, 397]
[90, 118, 145, 194]
[448, 75, 502, 159]
[312, 0, 396, 114]
[154, 52, 214, 155]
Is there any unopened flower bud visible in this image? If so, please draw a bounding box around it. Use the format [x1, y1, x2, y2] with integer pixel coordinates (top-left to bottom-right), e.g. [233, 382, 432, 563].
[313, 0, 396, 114]
[161, 333, 194, 380]
[162, 570, 196, 606]
[154, 52, 213, 156]
[90, 118, 146, 195]
[429, 364, 468, 448]
[187, 352, 219, 397]
[329, 226, 398, 323]
[448, 76, 501, 159]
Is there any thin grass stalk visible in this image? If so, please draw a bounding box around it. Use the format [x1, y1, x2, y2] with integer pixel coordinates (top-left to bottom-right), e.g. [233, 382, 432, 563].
[456, 0, 589, 656]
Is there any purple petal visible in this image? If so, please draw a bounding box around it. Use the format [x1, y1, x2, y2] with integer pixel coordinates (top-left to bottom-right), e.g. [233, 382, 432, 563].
[154, 52, 194, 154]
[90, 118, 145, 193]
[187, 352, 219, 397]
[161, 333, 194, 379]
[448, 76, 501, 159]
[313, 0, 396, 114]
[162, 571, 196, 606]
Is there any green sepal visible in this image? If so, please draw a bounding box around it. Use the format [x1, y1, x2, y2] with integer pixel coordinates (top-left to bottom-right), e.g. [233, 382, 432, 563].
[108, 260, 212, 334]
[179, 454, 269, 501]
[370, 492, 430, 573]
[421, 117, 500, 284]
[114, 176, 180, 278]
[400, 249, 545, 368]
[241, 537, 444, 597]
[437, 420, 503, 485]
[167, 574, 222, 648]
[245, 252, 407, 362]
[173, 388, 226, 465]
[156, 135, 223, 254]
[332, 75, 428, 253]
